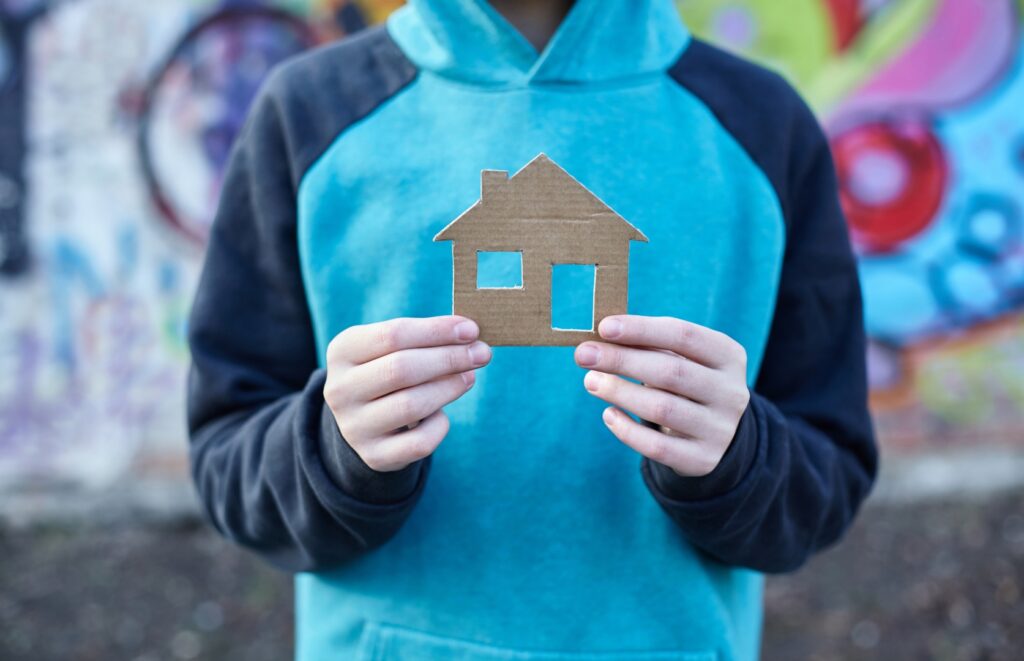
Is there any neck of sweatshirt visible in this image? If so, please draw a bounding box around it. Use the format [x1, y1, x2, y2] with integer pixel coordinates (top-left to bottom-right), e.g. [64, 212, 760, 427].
[387, 0, 691, 87]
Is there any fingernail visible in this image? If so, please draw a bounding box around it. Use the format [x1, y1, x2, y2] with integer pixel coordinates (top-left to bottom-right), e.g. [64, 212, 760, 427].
[602, 407, 617, 427]
[469, 341, 491, 366]
[454, 320, 479, 342]
[600, 318, 623, 339]
[462, 370, 476, 387]
[576, 343, 600, 367]
[584, 371, 601, 392]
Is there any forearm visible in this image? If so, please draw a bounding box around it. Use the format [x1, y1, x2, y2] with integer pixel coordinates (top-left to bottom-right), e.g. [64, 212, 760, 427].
[189, 368, 429, 573]
[642, 391, 875, 573]
[317, 400, 427, 505]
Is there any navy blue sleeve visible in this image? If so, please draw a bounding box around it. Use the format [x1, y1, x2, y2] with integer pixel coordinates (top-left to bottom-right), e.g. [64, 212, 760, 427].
[644, 40, 878, 573]
[186, 28, 423, 573]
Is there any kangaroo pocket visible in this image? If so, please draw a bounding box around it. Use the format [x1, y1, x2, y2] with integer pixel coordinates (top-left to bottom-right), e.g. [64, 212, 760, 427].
[358, 623, 717, 661]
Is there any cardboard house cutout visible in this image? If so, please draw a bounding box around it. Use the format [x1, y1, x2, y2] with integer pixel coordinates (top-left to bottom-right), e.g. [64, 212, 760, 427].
[434, 154, 647, 346]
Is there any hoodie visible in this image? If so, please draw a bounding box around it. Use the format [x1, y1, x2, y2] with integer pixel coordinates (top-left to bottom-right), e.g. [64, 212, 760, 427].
[186, 1, 877, 659]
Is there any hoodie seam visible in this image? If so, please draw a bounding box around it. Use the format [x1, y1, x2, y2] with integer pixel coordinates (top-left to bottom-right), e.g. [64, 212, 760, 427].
[296, 70, 420, 195]
[664, 73, 787, 239]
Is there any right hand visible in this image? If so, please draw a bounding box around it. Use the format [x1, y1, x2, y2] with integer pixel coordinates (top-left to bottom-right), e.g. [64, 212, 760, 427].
[324, 316, 491, 472]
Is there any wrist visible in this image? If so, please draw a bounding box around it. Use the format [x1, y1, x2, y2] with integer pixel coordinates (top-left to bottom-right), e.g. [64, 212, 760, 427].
[318, 404, 425, 505]
[644, 403, 758, 502]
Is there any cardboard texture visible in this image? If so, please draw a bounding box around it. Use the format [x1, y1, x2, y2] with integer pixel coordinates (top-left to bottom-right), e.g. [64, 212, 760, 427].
[434, 154, 647, 346]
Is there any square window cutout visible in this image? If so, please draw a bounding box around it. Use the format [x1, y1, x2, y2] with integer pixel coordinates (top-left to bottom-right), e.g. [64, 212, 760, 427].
[477, 251, 523, 289]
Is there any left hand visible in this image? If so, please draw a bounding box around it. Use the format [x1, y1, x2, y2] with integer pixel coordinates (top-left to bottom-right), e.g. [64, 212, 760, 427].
[574, 315, 750, 477]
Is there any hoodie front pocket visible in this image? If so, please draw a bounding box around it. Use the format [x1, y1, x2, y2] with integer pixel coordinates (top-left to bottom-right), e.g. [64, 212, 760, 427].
[359, 623, 717, 661]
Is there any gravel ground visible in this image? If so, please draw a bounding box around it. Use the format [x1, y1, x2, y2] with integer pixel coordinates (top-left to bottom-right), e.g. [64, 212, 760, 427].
[2, 491, 1022, 660]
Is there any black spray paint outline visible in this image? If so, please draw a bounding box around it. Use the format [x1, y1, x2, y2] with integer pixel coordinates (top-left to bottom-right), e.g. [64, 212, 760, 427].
[0, 4, 47, 277]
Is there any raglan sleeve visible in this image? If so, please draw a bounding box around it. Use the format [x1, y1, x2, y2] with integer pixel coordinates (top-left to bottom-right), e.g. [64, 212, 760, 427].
[640, 98, 879, 573]
[186, 73, 429, 573]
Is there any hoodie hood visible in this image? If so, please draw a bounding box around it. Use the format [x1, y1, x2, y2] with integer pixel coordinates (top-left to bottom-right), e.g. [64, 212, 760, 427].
[387, 0, 690, 86]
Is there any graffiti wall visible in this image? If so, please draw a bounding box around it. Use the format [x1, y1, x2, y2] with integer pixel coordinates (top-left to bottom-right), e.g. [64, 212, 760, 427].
[680, 0, 1024, 449]
[0, 0, 1021, 498]
[0, 0, 390, 493]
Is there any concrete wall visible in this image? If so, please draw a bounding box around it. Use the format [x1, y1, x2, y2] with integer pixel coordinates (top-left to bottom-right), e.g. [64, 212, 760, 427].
[1, 0, 1022, 521]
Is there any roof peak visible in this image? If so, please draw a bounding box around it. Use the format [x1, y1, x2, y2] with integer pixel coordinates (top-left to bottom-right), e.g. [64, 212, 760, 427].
[435, 154, 648, 243]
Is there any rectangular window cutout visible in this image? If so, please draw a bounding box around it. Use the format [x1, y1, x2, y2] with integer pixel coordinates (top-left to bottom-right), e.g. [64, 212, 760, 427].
[552, 264, 595, 330]
[477, 251, 523, 289]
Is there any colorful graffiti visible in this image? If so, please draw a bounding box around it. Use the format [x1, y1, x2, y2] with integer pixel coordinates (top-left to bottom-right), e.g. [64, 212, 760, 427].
[681, 0, 1024, 448]
[138, 6, 319, 245]
[1, 0, 1022, 498]
[0, 0, 379, 491]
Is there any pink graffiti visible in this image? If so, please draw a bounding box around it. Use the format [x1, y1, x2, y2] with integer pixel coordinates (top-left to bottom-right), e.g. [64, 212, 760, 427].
[833, 118, 948, 253]
[843, 0, 1018, 116]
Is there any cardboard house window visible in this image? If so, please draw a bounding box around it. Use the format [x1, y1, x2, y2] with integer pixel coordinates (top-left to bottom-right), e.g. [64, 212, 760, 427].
[552, 264, 596, 331]
[477, 251, 523, 289]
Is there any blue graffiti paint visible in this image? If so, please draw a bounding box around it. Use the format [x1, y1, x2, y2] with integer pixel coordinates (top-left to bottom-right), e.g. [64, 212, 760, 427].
[51, 239, 105, 368]
[858, 39, 1024, 345]
[116, 225, 138, 280]
[158, 259, 179, 295]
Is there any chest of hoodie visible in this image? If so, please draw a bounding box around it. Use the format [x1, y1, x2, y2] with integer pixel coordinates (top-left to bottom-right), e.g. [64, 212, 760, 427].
[297, 70, 786, 379]
[294, 76, 786, 513]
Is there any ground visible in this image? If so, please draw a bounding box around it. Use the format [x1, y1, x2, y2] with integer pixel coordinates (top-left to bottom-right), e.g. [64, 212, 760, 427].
[2, 491, 1022, 660]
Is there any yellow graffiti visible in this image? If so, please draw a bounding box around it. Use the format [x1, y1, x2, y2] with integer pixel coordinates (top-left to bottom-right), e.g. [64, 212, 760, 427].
[677, 0, 941, 113]
[914, 321, 1024, 425]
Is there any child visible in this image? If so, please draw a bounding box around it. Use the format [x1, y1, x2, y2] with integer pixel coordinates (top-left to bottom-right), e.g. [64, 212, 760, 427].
[187, 0, 877, 659]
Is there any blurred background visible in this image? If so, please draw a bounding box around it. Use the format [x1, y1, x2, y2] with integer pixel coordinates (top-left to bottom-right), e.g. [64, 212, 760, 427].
[1, 0, 1022, 658]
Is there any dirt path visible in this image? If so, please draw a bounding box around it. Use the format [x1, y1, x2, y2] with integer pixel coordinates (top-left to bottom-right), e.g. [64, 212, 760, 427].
[2, 492, 1022, 660]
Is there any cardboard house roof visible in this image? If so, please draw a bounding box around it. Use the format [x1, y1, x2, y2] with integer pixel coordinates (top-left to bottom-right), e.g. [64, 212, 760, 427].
[434, 154, 648, 243]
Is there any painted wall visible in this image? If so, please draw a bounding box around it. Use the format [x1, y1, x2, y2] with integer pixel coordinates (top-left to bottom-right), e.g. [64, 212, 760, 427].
[681, 0, 1024, 449]
[0, 0, 1021, 499]
[0, 0, 383, 494]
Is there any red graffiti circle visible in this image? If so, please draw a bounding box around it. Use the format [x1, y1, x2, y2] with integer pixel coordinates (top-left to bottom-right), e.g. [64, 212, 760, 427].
[832, 119, 947, 254]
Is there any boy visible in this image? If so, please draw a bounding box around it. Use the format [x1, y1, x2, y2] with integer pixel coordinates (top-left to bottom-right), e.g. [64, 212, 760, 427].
[187, 0, 877, 659]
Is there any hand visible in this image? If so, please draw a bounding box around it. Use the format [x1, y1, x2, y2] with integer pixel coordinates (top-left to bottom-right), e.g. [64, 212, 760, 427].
[324, 316, 491, 472]
[574, 315, 750, 477]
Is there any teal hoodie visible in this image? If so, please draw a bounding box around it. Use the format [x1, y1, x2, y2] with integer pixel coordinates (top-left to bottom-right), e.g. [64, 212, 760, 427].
[186, 1, 877, 659]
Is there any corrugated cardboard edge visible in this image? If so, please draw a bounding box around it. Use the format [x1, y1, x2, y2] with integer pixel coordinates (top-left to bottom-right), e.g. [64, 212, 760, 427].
[434, 153, 647, 346]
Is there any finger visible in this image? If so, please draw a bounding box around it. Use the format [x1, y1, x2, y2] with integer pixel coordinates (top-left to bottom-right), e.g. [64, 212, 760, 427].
[359, 410, 450, 473]
[356, 372, 475, 437]
[583, 370, 712, 437]
[328, 316, 479, 365]
[596, 315, 744, 371]
[601, 407, 720, 477]
[345, 341, 491, 401]
[575, 342, 718, 404]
